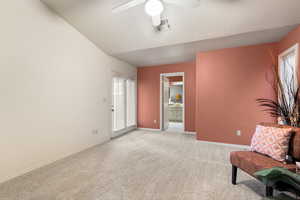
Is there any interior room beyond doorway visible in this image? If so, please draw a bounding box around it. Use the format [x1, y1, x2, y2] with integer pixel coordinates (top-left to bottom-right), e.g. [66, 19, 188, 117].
[160, 73, 185, 132]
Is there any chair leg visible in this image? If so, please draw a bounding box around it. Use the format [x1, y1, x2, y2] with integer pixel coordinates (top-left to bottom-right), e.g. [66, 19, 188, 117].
[266, 186, 273, 197]
[232, 165, 237, 185]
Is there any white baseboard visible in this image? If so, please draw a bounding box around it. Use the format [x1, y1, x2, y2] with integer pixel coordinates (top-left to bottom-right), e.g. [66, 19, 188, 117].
[184, 131, 196, 135]
[112, 126, 137, 138]
[198, 140, 250, 149]
[138, 128, 196, 135]
[138, 128, 161, 132]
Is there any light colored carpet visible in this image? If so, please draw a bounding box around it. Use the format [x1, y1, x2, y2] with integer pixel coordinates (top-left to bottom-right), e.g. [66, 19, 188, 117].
[167, 122, 184, 132]
[0, 130, 268, 200]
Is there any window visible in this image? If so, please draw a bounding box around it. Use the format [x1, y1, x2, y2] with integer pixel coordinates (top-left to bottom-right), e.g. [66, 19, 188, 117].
[278, 44, 298, 108]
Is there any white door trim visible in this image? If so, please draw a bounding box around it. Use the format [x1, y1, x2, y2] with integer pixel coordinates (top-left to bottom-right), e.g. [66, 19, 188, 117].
[160, 72, 185, 131]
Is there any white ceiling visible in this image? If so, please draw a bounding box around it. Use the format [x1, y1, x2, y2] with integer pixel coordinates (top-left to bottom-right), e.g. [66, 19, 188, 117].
[115, 25, 298, 66]
[43, 0, 300, 66]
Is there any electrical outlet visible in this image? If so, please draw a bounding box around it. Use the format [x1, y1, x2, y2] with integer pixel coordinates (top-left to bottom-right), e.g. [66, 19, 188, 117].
[92, 129, 99, 135]
[154, 120, 157, 124]
[236, 130, 241, 136]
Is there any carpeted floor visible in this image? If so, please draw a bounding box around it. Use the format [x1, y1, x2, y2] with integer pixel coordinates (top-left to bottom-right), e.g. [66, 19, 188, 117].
[0, 130, 268, 200]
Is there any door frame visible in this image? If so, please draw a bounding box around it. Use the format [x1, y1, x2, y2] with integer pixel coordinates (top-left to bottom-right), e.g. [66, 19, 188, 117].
[160, 72, 185, 131]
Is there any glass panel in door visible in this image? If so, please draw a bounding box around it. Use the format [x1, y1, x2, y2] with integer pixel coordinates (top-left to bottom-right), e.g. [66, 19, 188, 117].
[112, 77, 126, 132]
[126, 79, 136, 127]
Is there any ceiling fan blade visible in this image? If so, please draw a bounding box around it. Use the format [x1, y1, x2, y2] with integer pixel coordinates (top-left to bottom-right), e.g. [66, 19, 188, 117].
[112, 0, 146, 13]
[163, 0, 200, 7]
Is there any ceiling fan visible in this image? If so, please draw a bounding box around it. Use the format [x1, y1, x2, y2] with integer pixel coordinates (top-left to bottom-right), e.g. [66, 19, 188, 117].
[112, 0, 201, 27]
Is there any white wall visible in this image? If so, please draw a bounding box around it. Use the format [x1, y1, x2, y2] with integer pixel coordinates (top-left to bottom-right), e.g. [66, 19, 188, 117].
[0, 0, 136, 183]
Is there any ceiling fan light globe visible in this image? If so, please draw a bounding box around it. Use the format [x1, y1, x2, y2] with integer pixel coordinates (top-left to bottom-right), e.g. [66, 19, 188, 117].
[145, 0, 164, 16]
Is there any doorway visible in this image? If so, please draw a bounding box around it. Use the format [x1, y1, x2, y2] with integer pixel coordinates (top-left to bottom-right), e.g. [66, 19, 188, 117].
[160, 72, 185, 132]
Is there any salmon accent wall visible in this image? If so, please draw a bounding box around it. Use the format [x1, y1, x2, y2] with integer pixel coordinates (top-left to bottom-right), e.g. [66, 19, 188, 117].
[196, 43, 277, 145]
[137, 62, 196, 132]
[137, 25, 300, 145]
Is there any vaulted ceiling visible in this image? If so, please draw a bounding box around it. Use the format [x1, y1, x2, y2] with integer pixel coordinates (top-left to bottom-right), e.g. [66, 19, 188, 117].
[43, 0, 300, 66]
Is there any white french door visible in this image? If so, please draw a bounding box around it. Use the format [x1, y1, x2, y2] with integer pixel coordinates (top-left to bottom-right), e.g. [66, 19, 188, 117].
[112, 77, 136, 137]
[112, 77, 126, 132]
[126, 79, 136, 127]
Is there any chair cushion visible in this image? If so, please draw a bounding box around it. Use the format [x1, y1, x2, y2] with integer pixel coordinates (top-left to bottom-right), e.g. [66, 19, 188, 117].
[230, 151, 296, 175]
[260, 123, 300, 161]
